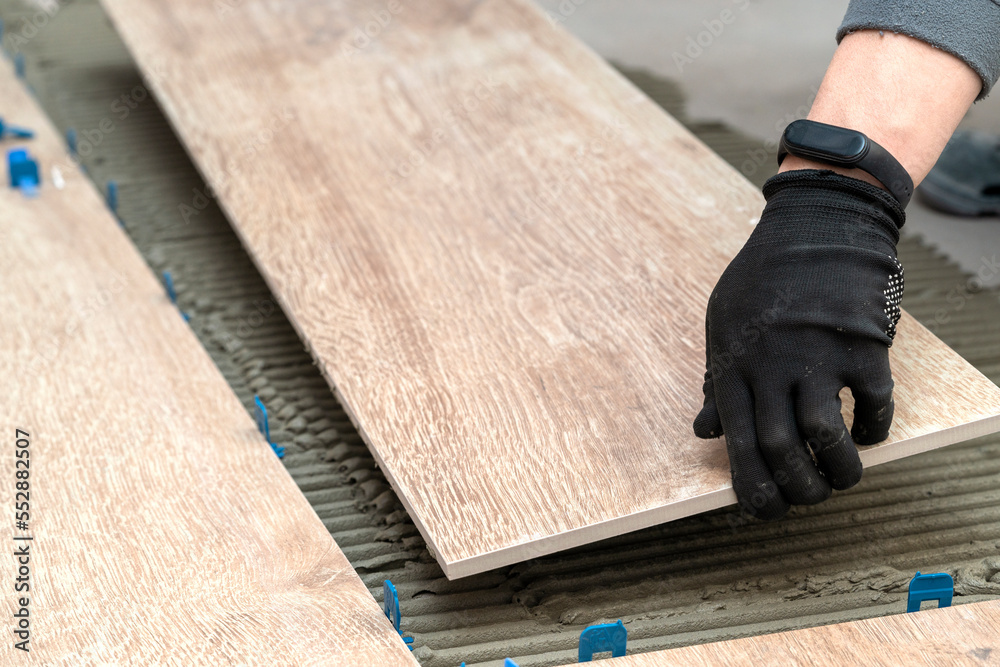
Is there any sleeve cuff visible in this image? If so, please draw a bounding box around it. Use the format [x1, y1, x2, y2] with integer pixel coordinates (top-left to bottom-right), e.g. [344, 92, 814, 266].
[837, 0, 1000, 100]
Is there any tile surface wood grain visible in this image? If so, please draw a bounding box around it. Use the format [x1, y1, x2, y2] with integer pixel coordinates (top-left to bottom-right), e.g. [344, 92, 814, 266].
[566, 600, 1000, 666]
[0, 65, 417, 666]
[100, 0, 1000, 579]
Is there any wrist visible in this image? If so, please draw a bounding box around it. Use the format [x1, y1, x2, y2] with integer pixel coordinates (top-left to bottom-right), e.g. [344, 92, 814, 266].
[798, 31, 980, 186]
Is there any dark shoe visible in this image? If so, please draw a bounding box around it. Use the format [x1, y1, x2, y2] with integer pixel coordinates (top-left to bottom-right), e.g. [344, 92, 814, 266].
[919, 130, 1000, 217]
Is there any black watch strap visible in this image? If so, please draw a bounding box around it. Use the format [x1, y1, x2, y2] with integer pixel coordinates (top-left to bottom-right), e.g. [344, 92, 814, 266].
[777, 120, 913, 208]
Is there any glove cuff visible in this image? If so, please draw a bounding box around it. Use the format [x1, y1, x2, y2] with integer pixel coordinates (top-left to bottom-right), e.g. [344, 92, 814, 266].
[763, 169, 906, 232]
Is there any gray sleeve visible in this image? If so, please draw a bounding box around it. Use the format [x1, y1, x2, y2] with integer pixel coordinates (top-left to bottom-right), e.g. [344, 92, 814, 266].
[837, 0, 1000, 99]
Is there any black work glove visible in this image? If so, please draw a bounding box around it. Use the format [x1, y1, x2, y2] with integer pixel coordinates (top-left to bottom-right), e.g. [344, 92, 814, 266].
[694, 170, 906, 520]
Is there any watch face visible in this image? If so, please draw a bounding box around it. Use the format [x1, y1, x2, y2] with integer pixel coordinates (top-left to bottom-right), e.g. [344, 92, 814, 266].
[784, 120, 868, 165]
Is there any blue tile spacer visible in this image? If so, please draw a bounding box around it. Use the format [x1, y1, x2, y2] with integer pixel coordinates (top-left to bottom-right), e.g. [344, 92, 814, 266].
[579, 619, 627, 662]
[907, 571, 954, 613]
[7, 148, 40, 197]
[253, 395, 285, 459]
[383, 580, 414, 650]
[13, 52, 24, 78]
[0, 118, 34, 139]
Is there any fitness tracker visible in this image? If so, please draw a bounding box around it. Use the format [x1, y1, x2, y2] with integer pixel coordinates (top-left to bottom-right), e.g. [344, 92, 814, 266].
[777, 120, 913, 208]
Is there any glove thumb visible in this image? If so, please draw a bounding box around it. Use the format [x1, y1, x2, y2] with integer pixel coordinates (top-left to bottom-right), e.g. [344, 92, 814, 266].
[693, 369, 724, 439]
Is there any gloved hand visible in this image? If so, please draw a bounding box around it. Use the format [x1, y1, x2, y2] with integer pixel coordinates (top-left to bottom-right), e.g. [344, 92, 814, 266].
[694, 169, 906, 520]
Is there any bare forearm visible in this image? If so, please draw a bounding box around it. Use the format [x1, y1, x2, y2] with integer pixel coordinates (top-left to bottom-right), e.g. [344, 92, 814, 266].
[780, 30, 981, 188]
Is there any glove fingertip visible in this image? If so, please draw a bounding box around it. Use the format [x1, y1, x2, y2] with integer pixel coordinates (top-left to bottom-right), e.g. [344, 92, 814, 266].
[851, 398, 894, 446]
[828, 455, 863, 491]
[851, 413, 892, 446]
[693, 401, 724, 439]
[851, 423, 889, 447]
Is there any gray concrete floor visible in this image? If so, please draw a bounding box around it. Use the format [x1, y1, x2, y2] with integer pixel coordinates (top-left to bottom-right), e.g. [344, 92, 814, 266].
[538, 0, 1000, 288]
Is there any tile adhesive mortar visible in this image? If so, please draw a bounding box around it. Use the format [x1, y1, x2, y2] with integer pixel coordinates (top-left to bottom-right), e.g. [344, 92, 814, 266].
[3, 1, 1000, 665]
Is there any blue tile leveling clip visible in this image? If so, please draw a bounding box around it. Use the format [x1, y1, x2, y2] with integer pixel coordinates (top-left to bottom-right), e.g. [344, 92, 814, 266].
[383, 580, 414, 650]
[162, 272, 190, 321]
[907, 572, 954, 613]
[0, 118, 34, 139]
[105, 180, 125, 227]
[163, 271, 178, 304]
[7, 148, 39, 197]
[253, 395, 285, 459]
[579, 619, 627, 662]
[106, 180, 119, 214]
